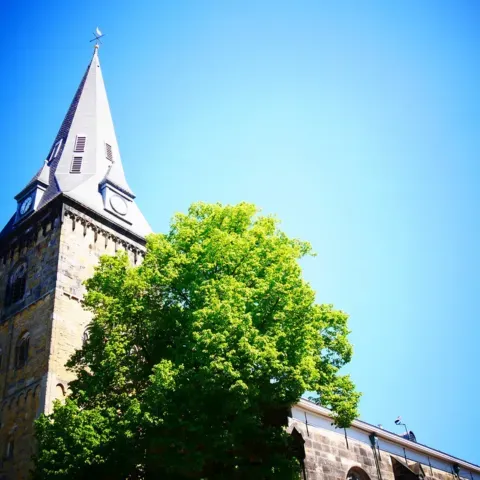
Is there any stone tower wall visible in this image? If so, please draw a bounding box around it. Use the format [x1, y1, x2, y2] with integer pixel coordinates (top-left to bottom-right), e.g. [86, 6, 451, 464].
[0, 201, 145, 480]
[44, 204, 144, 413]
[0, 214, 61, 480]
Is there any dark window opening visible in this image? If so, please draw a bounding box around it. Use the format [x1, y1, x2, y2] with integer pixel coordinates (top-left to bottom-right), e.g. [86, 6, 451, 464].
[16, 333, 30, 369]
[5, 262, 27, 306]
[290, 428, 306, 480]
[391, 456, 423, 479]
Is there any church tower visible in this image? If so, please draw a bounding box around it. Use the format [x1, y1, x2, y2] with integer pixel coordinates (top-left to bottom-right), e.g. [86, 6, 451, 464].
[0, 46, 150, 479]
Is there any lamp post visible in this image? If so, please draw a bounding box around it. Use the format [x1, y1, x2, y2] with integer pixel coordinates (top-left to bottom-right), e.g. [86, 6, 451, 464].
[394, 416, 409, 436]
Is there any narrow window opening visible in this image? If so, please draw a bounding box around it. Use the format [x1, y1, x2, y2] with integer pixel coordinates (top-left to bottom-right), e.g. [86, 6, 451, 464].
[74, 136, 86, 153]
[290, 428, 307, 480]
[5, 262, 27, 306]
[5, 437, 14, 460]
[70, 157, 83, 174]
[105, 143, 113, 162]
[15, 332, 30, 369]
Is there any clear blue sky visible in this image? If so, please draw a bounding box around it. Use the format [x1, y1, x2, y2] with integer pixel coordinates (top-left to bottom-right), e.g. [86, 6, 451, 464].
[2, 0, 479, 463]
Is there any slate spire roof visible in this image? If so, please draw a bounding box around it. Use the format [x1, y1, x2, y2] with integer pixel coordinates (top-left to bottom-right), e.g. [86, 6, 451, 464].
[2, 46, 151, 239]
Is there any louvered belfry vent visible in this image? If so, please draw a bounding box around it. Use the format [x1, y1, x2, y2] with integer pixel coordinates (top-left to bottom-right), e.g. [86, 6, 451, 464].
[105, 143, 113, 162]
[74, 136, 86, 152]
[71, 157, 83, 174]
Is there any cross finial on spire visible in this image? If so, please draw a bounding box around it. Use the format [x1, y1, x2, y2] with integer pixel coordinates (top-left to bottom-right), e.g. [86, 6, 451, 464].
[90, 27, 105, 49]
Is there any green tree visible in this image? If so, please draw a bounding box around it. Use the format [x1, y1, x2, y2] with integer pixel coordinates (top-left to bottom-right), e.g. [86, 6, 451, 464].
[33, 202, 360, 479]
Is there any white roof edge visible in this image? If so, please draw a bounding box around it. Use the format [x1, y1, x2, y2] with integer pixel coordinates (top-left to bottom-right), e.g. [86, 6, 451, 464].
[62, 194, 150, 244]
[297, 398, 480, 473]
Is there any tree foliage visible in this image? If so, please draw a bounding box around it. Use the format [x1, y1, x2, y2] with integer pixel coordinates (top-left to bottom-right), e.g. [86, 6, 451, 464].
[33, 202, 360, 479]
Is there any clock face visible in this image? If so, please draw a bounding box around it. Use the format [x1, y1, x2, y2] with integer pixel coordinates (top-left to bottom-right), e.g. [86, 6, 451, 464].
[20, 196, 33, 215]
[109, 194, 128, 216]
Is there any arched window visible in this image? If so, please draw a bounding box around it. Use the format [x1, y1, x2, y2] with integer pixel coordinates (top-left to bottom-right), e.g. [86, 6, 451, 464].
[5, 262, 27, 306]
[290, 427, 307, 480]
[15, 332, 30, 369]
[82, 329, 89, 345]
[347, 467, 371, 480]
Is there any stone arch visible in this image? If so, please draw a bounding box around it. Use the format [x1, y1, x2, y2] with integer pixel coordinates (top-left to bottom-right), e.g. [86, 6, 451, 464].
[25, 389, 33, 407]
[347, 467, 371, 480]
[55, 383, 66, 402]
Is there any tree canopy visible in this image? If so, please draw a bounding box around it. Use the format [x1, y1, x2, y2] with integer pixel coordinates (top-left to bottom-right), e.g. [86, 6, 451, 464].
[34, 202, 360, 479]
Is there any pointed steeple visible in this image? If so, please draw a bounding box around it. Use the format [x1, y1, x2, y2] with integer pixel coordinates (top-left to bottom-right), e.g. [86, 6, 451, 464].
[4, 47, 151, 238]
[50, 47, 134, 198]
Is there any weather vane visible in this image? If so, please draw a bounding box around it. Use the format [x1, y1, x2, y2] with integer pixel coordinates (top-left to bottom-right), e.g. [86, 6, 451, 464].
[90, 27, 105, 46]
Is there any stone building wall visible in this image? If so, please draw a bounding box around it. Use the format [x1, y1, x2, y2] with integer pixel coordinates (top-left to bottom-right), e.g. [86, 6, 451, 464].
[291, 419, 457, 480]
[44, 204, 144, 413]
[0, 201, 145, 480]
[290, 402, 479, 480]
[0, 215, 61, 480]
